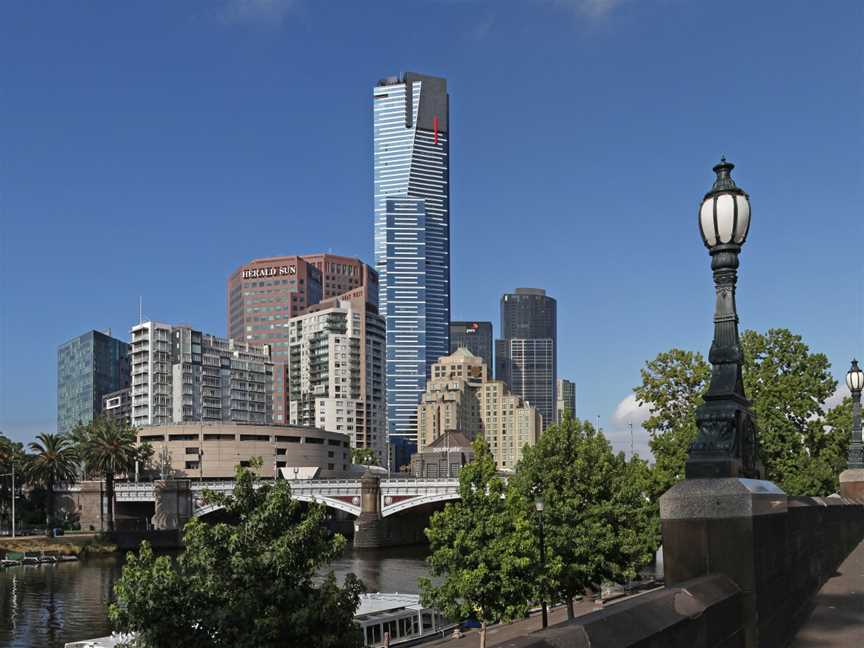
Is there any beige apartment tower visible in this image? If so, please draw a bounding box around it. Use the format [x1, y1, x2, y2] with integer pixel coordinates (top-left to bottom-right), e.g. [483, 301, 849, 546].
[416, 348, 486, 449]
[417, 349, 540, 470]
[287, 287, 386, 463]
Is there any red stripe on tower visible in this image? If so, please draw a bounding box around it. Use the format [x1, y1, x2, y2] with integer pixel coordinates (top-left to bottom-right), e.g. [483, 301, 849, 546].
[433, 115, 438, 144]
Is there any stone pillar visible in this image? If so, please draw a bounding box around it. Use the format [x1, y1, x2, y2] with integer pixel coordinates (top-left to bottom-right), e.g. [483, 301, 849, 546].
[839, 469, 864, 503]
[79, 481, 106, 532]
[353, 472, 385, 549]
[152, 480, 192, 531]
[660, 478, 787, 648]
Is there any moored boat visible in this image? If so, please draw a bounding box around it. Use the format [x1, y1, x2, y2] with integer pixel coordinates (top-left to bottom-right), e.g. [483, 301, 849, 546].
[65, 594, 454, 648]
[21, 552, 41, 565]
[355, 592, 454, 647]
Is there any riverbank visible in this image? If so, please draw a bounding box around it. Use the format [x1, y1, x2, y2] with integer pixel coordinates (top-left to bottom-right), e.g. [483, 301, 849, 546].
[0, 533, 117, 557]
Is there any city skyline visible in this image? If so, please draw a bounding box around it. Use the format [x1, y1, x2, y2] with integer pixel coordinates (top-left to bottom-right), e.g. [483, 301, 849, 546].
[1, 1, 861, 461]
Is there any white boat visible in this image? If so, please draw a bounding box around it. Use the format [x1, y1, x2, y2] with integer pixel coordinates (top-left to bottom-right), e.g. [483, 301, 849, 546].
[355, 592, 455, 647]
[65, 594, 454, 648]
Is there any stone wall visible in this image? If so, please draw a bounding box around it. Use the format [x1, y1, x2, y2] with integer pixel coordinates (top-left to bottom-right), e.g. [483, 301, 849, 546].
[501, 480, 864, 648]
[500, 575, 744, 648]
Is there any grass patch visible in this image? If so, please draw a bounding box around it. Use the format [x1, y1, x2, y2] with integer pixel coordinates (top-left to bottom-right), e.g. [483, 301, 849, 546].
[0, 534, 118, 557]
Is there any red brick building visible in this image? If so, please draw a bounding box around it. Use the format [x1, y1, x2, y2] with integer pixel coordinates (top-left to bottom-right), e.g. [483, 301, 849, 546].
[227, 254, 378, 423]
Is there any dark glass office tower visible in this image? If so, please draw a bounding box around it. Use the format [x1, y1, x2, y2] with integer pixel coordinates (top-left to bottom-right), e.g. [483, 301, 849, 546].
[57, 330, 131, 434]
[495, 289, 557, 429]
[450, 321, 493, 373]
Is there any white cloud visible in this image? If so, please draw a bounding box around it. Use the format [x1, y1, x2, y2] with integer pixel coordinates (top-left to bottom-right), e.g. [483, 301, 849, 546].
[214, 0, 297, 27]
[552, 0, 629, 18]
[606, 393, 653, 460]
[823, 384, 847, 412]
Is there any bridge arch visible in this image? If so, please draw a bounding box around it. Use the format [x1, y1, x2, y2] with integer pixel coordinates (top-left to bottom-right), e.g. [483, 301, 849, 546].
[291, 494, 361, 517]
[382, 492, 461, 517]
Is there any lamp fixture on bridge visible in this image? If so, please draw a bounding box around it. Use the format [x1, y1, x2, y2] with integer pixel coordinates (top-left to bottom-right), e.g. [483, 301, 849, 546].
[685, 158, 762, 479]
[846, 359, 864, 469]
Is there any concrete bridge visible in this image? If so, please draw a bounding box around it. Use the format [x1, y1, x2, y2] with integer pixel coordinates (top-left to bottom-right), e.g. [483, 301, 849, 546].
[57, 473, 460, 548]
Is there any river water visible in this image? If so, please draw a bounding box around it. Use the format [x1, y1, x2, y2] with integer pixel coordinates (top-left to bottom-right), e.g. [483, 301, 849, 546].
[0, 545, 430, 648]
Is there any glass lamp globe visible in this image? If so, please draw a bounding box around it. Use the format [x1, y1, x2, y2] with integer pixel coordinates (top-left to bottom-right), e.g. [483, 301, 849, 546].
[847, 359, 864, 392]
[698, 158, 751, 248]
[534, 496, 545, 512]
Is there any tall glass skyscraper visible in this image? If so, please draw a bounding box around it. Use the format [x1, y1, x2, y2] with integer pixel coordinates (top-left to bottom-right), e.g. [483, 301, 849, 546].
[57, 330, 131, 434]
[373, 72, 450, 444]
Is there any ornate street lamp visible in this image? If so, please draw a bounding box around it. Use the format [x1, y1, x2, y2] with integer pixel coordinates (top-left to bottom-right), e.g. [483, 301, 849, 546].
[534, 495, 548, 629]
[686, 158, 762, 479]
[846, 359, 864, 469]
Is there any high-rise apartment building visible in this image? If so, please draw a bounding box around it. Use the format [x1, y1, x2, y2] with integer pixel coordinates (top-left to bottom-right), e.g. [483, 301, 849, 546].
[287, 287, 387, 463]
[479, 380, 541, 471]
[417, 348, 486, 448]
[449, 321, 493, 373]
[227, 254, 377, 422]
[373, 72, 451, 445]
[495, 288, 557, 429]
[57, 330, 130, 434]
[417, 349, 540, 470]
[130, 321, 272, 427]
[556, 378, 576, 423]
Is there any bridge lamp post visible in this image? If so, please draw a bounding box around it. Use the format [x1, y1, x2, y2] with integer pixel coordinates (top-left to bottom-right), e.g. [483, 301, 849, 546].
[1, 464, 15, 538]
[534, 494, 548, 629]
[846, 359, 864, 469]
[686, 157, 762, 479]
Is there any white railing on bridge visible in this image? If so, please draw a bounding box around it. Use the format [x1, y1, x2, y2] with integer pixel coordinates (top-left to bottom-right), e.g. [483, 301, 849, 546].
[57, 476, 462, 516]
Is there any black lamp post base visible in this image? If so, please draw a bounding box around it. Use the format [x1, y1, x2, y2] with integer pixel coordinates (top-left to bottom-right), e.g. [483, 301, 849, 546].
[847, 443, 864, 471]
[686, 399, 762, 480]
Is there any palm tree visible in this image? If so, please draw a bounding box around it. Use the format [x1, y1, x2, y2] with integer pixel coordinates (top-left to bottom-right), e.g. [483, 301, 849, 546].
[77, 417, 143, 532]
[28, 433, 78, 532]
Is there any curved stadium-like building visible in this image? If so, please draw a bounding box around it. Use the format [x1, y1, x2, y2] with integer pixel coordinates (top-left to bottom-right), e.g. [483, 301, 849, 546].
[137, 422, 353, 480]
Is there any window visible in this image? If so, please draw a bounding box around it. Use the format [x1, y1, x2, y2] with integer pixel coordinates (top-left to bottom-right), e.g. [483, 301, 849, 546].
[185, 461, 199, 470]
[327, 463, 335, 470]
[185, 447, 199, 455]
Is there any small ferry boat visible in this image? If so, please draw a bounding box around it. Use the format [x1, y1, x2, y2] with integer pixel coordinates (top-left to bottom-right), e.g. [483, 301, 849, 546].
[1, 551, 23, 567]
[355, 592, 455, 647]
[65, 594, 454, 648]
[21, 552, 41, 566]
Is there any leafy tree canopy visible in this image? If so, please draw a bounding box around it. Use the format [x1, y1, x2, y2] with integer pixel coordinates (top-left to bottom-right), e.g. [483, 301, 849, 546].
[351, 447, 378, 466]
[420, 437, 533, 648]
[110, 465, 364, 648]
[512, 417, 657, 616]
[634, 328, 849, 496]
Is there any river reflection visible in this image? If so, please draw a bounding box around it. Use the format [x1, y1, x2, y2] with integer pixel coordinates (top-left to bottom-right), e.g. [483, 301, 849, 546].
[0, 546, 429, 648]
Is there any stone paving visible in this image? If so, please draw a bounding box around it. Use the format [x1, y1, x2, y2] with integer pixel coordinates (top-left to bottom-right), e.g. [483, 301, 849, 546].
[791, 537, 864, 647]
[424, 591, 660, 648]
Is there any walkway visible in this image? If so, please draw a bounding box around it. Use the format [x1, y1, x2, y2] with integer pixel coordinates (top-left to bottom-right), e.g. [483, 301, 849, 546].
[791, 538, 864, 646]
[425, 588, 662, 648]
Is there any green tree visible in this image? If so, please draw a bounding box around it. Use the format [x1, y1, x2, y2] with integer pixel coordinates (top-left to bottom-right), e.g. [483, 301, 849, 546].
[28, 433, 79, 531]
[420, 438, 533, 648]
[513, 418, 657, 618]
[351, 447, 378, 466]
[633, 349, 710, 497]
[74, 417, 151, 532]
[0, 435, 28, 531]
[634, 329, 848, 496]
[109, 465, 364, 648]
[741, 329, 847, 494]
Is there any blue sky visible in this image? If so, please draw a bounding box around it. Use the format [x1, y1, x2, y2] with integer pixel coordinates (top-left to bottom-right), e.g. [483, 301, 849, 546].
[1, 0, 861, 456]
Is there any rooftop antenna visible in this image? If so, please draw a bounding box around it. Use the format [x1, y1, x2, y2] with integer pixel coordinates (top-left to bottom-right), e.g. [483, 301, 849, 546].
[139, 296, 143, 325]
[629, 420, 634, 459]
